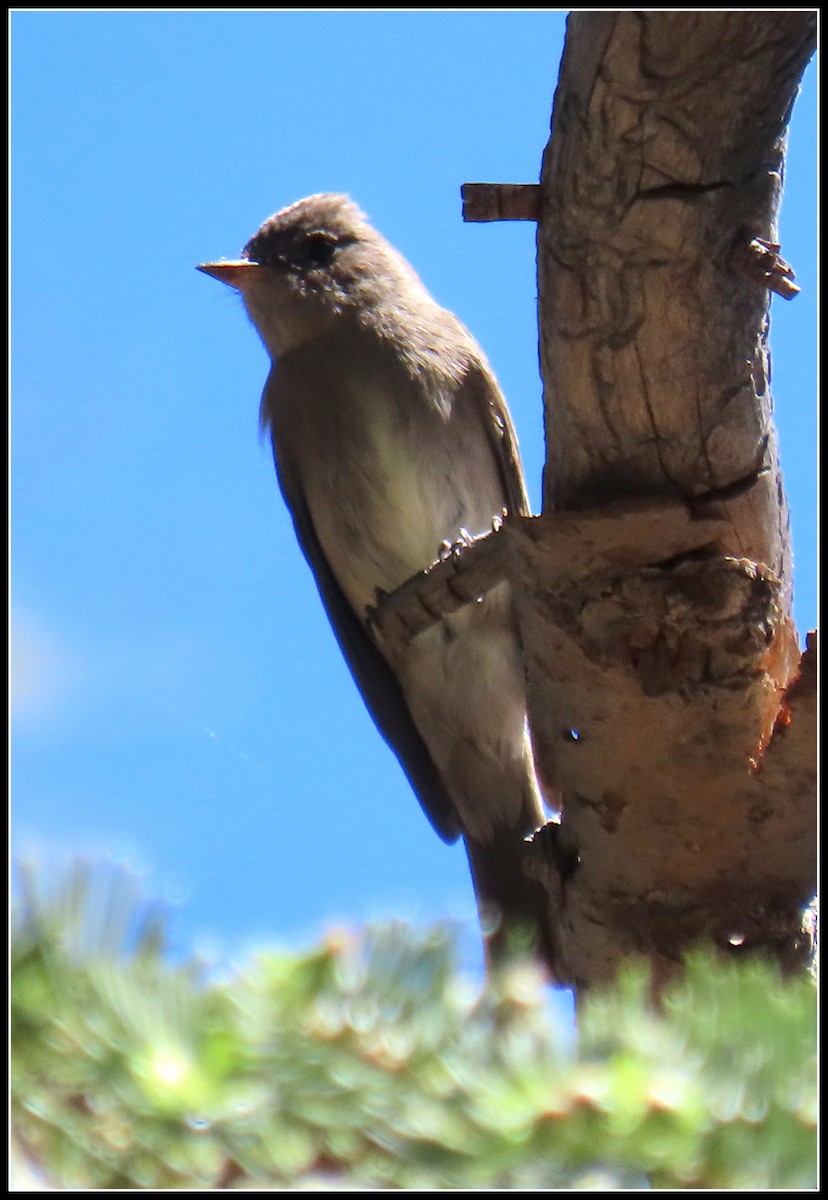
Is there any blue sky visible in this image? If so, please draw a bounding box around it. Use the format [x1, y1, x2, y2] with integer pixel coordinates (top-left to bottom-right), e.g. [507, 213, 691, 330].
[11, 12, 817, 975]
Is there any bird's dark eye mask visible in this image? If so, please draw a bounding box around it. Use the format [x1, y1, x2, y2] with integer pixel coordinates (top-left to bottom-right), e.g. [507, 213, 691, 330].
[244, 229, 356, 272]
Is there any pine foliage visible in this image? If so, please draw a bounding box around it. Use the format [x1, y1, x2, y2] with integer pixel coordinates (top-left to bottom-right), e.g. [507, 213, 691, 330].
[11, 861, 817, 1189]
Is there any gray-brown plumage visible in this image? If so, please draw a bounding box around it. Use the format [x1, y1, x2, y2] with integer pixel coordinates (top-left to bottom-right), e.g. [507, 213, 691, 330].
[198, 194, 550, 959]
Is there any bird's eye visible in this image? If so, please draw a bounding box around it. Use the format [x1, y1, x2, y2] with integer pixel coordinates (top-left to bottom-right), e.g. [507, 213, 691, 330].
[300, 232, 337, 268]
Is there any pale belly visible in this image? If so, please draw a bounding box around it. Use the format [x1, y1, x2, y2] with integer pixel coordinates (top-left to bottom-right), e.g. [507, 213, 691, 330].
[305, 403, 506, 619]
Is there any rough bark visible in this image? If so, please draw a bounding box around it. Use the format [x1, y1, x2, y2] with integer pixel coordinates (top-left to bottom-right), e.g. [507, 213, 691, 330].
[380, 12, 816, 992]
[525, 10, 816, 989]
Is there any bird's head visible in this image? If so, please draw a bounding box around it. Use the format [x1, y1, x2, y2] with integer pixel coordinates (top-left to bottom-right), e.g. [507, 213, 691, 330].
[198, 193, 424, 358]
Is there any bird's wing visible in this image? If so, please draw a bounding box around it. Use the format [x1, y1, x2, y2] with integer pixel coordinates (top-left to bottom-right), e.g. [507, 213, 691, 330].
[264, 387, 461, 844]
[454, 348, 531, 520]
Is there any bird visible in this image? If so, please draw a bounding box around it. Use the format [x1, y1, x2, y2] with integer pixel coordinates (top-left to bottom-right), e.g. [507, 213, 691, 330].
[198, 193, 552, 962]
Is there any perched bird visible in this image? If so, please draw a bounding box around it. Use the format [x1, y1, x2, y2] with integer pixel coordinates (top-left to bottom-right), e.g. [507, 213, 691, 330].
[199, 194, 550, 959]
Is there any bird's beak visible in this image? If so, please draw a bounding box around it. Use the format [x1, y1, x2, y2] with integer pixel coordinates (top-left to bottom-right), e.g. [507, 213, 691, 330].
[197, 260, 260, 288]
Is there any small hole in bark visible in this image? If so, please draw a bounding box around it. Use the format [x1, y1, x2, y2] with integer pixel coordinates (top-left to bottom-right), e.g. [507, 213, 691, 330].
[563, 729, 582, 743]
[727, 932, 746, 947]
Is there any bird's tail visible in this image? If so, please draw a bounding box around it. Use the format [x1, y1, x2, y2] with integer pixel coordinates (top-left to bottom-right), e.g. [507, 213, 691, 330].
[464, 829, 557, 972]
